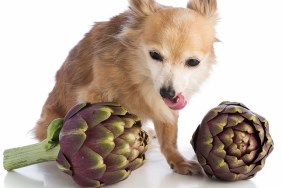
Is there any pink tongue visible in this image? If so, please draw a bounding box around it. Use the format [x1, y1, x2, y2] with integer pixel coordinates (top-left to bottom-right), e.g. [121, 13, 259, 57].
[163, 93, 187, 110]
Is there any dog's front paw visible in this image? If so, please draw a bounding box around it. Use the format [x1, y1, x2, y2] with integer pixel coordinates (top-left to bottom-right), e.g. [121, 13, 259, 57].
[170, 160, 203, 175]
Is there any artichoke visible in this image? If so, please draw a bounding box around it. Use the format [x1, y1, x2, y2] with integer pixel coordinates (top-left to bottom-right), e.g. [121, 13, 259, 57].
[57, 102, 149, 187]
[191, 101, 274, 181]
[3, 102, 149, 187]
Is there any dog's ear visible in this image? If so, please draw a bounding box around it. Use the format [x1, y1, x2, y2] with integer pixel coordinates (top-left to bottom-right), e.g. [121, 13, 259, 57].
[129, 0, 161, 17]
[187, 0, 217, 17]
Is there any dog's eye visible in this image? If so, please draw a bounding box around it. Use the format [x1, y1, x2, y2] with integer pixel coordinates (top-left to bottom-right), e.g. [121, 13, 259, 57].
[186, 58, 200, 67]
[149, 51, 163, 62]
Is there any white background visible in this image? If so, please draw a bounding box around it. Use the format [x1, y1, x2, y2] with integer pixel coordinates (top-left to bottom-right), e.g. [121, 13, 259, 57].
[0, 0, 281, 187]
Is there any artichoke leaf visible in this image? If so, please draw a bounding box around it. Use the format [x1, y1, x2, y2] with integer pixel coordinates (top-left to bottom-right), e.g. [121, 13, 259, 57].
[56, 151, 72, 175]
[91, 107, 113, 127]
[112, 138, 131, 157]
[101, 170, 130, 185]
[207, 114, 228, 136]
[225, 155, 245, 169]
[86, 125, 114, 143]
[217, 128, 234, 148]
[211, 137, 226, 158]
[104, 154, 129, 171]
[111, 106, 128, 116]
[127, 157, 145, 171]
[241, 149, 258, 164]
[102, 116, 125, 138]
[226, 115, 244, 128]
[223, 105, 247, 114]
[72, 173, 101, 188]
[71, 146, 105, 170]
[86, 141, 115, 158]
[64, 103, 88, 120]
[230, 164, 256, 175]
[59, 133, 87, 158]
[233, 122, 255, 133]
[202, 107, 223, 124]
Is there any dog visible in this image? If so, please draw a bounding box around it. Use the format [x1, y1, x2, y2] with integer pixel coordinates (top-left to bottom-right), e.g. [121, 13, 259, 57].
[34, 0, 218, 175]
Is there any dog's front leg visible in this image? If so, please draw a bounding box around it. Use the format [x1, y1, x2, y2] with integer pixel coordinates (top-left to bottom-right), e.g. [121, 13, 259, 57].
[153, 116, 202, 175]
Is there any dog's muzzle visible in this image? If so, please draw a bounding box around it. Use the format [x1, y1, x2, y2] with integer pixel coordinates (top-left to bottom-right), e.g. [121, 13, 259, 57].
[160, 87, 187, 110]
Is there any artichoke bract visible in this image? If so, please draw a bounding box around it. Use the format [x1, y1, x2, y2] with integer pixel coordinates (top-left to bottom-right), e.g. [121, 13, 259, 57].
[3, 102, 149, 188]
[191, 101, 273, 181]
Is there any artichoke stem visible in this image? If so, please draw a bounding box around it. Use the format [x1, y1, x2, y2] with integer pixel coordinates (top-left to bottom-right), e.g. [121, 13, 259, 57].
[3, 140, 60, 171]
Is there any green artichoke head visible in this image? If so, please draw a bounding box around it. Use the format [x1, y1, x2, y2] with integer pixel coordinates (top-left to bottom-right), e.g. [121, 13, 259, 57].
[191, 101, 274, 181]
[56, 102, 149, 187]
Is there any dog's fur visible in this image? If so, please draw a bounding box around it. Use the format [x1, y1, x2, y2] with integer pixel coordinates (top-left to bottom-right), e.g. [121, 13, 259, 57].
[34, 0, 218, 175]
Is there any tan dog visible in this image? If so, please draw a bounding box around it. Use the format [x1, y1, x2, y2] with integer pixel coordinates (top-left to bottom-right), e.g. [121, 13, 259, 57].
[34, 0, 218, 175]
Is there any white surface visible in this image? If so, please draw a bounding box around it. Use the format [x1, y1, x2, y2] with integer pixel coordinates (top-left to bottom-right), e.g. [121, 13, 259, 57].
[0, 0, 281, 188]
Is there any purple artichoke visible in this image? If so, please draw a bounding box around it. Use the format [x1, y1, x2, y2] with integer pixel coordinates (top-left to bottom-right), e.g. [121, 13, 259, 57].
[191, 101, 274, 181]
[3, 102, 149, 187]
[57, 102, 148, 187]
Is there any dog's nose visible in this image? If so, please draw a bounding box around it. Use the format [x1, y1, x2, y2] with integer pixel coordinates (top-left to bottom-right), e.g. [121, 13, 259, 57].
[160, 86, 175, 99]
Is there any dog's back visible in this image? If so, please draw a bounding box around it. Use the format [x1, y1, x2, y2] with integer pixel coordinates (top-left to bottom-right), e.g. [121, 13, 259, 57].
[34, 12, 130, 140]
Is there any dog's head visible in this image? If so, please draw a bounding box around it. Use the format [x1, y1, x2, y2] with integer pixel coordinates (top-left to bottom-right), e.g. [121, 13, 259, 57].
[118, 0, 218, 111]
